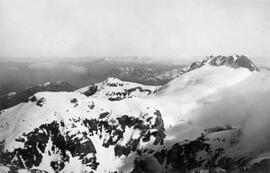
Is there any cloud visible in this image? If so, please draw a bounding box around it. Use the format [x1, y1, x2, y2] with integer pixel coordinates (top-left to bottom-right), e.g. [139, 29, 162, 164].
[69, 65, 87, 74]
[188, 70, 270, 155]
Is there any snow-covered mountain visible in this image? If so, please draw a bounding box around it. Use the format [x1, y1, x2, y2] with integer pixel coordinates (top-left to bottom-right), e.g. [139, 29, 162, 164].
[1, 55, 269, 173]
[0, 92, 166, 173]
[77, 77, 160, 101]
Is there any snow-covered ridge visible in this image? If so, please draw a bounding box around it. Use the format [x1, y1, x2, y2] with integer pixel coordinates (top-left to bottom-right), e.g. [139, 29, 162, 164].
[77, 77, 160, 101]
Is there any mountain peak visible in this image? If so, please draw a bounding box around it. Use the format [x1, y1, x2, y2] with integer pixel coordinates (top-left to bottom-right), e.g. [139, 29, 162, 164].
[185, 54, 258, 73]
[207, 54, 258, 71]
[104, 77, 122, 84]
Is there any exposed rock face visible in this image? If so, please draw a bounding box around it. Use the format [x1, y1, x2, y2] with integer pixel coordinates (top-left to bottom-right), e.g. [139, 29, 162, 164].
[0, 81, 75, 111]
[134, 129, 247, 173]
[1, 121, 98, 172]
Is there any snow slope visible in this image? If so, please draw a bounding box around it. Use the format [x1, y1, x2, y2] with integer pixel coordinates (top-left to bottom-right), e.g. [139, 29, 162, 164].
[0, 92, 165, 173]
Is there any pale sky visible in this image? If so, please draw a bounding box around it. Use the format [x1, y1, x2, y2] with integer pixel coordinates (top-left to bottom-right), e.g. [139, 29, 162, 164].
[0, 0, 270, 59]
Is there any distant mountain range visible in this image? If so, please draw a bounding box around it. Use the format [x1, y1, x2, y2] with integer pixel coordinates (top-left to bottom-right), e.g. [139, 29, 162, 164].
[0, 58, 185, 97]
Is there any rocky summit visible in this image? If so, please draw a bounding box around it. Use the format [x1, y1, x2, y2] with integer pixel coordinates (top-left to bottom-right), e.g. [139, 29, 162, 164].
[184, 54, 258, 73]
